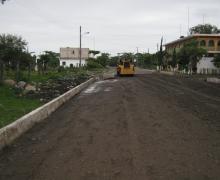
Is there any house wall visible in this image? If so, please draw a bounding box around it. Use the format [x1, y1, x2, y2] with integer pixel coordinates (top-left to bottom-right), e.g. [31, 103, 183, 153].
[197, 57, 220, 74]
[166, 37, 220, 54]
[59, 47, 90, 68]
[165, 38, 193, 54]
[165, 36, 220, 73]
[60, 48, 89, 59]
[60, 59, 87, 68]
[197, 37, 220, 51]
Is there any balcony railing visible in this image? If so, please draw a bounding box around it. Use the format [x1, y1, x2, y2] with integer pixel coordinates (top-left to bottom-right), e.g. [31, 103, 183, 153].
[206, 47, 216, 51]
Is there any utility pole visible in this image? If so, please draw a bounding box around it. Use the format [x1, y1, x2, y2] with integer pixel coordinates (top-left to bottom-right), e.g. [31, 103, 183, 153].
[79, 26, 82, 67]
[136, 47, 139, 54]
[156, 43, 159, 70]
[187, 7, 190, 35]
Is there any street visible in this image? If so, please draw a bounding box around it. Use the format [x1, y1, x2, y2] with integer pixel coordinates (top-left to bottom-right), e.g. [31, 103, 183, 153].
[0, 70, 220, 180]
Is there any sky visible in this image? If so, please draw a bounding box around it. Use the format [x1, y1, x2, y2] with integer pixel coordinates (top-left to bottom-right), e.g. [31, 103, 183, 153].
[0, 0, 220, 55]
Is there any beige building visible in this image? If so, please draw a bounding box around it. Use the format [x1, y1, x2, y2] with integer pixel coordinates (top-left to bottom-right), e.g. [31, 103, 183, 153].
[60, 47, 89, 67]
[165, 34, 220, 55]
[165, 34, 220, 73]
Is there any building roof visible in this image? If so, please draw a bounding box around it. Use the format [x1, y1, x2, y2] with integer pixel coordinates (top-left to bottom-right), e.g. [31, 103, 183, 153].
[165, 34, 220, 47]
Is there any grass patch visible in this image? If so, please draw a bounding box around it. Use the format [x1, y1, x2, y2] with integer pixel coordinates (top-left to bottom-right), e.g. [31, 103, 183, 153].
[0, 67, 105, 128]
[0, 85, 42, 128]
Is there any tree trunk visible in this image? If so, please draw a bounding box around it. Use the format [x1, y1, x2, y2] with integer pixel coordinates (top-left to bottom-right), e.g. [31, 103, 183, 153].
[16, 60, 20, 82]
[0, 59, 4, 84]
[28, 63, 31, 81]
[42, 62, 45, 75]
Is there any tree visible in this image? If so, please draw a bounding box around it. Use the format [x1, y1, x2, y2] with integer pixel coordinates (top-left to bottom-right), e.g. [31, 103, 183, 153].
[177, 40, 207, 72]
[89, 50, 100, 57]
[171, 48, 177, 69]
[108, 56, 118, 67]
[120, 53, 134, 62]
[0, 57, 3, 84]
[190, 24, 220, 34]
[44, 51, 59, 68]
[1, 0, 7, 4]
[135, 53, 155, 68]
[86, 60, 103, 69]
[37, 51, 59, 74]
[158, 37, 164, 68]
[97, 53, 109, 67]
[18, 52, 36, 80]
[212, 54, 220, 68]
[38, 54, 49, 74]
[135, 53, 143, 67]
[162, 51, 171, 70]
[0, 34, 27, 82]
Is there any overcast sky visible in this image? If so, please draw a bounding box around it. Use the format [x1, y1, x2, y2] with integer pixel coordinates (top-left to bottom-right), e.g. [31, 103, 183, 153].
[0, 0, 220, 55]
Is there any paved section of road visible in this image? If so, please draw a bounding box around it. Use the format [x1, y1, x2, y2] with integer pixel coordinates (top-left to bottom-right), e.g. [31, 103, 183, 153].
[1, 70, 220, 180]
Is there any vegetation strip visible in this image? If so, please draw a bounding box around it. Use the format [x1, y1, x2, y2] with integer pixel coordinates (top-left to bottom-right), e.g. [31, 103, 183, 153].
[0, 77, 96, 150]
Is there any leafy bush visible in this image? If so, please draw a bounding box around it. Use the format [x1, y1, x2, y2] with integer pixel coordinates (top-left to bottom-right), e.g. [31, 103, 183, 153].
[213, 54, 220, 68]
[96, 53, 109, 67]
[108, 57, 118, 67]
[86, 61, 103, 69]
[57, 66, 65, 72]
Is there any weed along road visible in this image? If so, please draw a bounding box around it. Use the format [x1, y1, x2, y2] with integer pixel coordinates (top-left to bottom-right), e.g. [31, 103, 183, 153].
[1, 70, 220, 180]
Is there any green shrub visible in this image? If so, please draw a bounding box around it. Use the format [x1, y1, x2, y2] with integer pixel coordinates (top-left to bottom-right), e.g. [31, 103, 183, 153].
[57, 66, 65, 72]
[86, 61, 103, 69]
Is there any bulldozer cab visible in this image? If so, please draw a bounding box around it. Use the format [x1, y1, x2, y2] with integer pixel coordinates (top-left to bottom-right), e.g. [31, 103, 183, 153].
[117, 59, 135, 76]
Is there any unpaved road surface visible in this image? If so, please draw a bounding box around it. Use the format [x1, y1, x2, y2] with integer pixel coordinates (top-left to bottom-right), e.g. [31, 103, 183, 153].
[1, 70, 220, 180]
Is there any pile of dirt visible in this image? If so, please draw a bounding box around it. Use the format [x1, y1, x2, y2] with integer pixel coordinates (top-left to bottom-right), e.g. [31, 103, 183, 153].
[27, 74, 91, 102]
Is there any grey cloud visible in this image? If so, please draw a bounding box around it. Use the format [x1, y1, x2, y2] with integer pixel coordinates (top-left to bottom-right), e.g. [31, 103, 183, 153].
[0, 0, 220, 55]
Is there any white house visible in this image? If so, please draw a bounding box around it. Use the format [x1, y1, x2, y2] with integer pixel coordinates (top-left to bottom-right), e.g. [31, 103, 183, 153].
[60, 47, 89, 67]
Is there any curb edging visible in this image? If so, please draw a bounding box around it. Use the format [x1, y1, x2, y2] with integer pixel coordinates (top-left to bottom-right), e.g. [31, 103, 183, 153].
[159, 71, 175, 76]
[0, 77, 96, 151]
[207, 77, 220, 84]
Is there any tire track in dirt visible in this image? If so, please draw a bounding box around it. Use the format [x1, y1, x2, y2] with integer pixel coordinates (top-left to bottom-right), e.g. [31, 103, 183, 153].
[0, 74, 220, 180]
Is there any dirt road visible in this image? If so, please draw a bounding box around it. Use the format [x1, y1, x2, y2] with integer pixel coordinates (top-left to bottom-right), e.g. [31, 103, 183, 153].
[1, 70, 220, 180]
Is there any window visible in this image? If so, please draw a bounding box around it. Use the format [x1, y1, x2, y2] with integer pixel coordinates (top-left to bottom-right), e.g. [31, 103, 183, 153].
[200, 40, 206, 46]
[218, 40, 220, 47]
[208, 40, 214, 47]
[72, 50, 75, 54]
[70, 64, 73, 68]
[62, 61, 66, 66]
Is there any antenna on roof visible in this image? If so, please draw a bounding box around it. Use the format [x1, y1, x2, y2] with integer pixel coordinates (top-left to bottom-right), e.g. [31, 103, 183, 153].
[179, 24, 182, 37]
[187, 7, 190, 36]
[202, 14, 205, 25]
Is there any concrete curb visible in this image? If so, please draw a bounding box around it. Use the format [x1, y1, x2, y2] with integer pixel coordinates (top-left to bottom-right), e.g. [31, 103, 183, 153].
[207, 77, 220, 84]
[0, 77, 96, 151]
[159, 71, 175, 76]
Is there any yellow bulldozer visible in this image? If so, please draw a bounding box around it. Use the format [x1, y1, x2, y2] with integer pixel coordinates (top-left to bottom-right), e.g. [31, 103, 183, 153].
[116, 59, 135, 76]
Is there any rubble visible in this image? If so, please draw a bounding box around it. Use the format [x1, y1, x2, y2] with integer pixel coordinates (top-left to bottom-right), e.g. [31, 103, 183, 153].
[26, 74, 90, 102]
